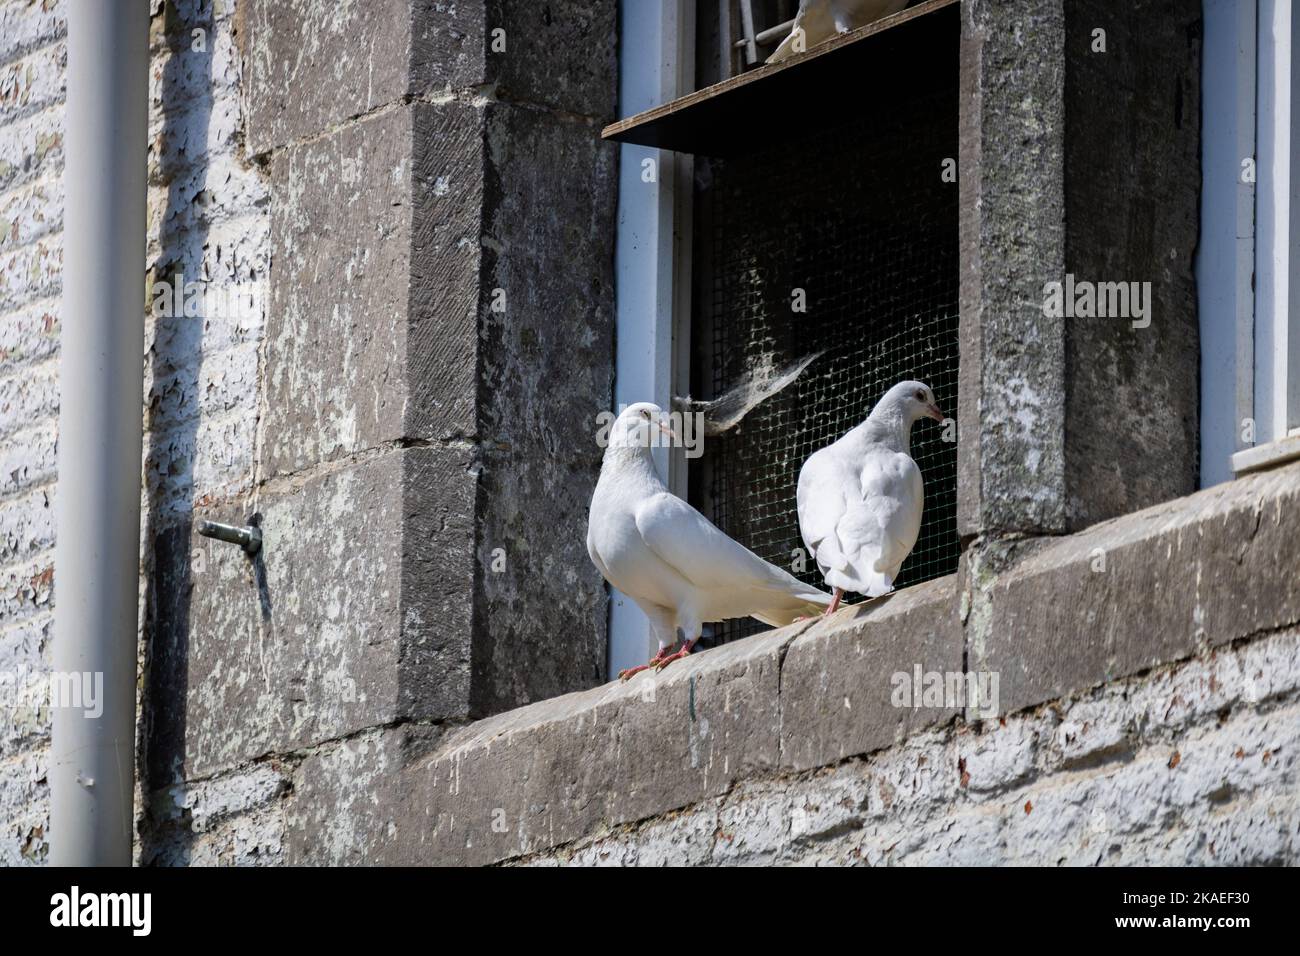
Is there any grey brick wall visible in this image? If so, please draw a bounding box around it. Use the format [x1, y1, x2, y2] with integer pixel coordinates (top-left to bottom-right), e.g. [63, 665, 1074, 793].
[0, 0, 278, 865]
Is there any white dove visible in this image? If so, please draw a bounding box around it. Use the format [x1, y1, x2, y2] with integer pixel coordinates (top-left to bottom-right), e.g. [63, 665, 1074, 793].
[589, 402, 833, 679]
[767, 0, 910, 63]
[796, 380, 944, 616]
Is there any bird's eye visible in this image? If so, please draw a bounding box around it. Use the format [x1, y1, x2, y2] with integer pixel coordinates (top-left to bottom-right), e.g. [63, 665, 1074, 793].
[915, 390, 925, 401]
[641, 409, 652, 420]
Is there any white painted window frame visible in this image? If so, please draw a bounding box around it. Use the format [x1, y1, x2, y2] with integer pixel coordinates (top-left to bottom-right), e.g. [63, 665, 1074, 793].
[608, 0, 696, 677]
[1202, 0, 1300, 483]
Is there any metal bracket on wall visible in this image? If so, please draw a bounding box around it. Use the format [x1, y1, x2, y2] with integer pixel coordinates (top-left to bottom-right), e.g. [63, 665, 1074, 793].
[197, 519, 262, 555]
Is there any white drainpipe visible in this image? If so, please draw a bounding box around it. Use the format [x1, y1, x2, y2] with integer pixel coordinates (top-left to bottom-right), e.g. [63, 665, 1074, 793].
[51, 0, 150, 866]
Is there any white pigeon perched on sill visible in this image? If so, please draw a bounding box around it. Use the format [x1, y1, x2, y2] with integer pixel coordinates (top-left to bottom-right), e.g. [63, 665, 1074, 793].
[796, 380, 944, 616]
[767, 0, 910, 63]
[589, 402, 833, 680]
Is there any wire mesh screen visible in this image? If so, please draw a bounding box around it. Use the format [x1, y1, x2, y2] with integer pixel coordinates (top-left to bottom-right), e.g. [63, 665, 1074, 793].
[690, 80, 959, 646]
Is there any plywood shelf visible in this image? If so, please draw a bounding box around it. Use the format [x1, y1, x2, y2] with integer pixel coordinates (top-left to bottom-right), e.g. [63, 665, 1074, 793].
[601, 0, 959, 158]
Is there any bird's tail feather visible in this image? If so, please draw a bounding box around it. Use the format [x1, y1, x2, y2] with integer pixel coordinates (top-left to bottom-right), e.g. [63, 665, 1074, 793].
[752, 588, 833, 628]
[827, 563, 892, 597]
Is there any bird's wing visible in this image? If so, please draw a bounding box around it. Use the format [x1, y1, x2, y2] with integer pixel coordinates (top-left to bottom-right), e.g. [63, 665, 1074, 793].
[797, 449, 851, 572]
[585, 520, 612, 582]
[837, 449, 923, 583]
[634, 491, 828, 603]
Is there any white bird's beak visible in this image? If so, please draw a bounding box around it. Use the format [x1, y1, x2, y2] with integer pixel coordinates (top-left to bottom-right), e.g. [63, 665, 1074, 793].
[925, 402, 945, 422]
[658, 420, 677, 441]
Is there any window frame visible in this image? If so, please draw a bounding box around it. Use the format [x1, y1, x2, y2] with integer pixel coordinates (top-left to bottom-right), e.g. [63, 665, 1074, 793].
[1202, 0, 1300, 483]
[608, 0, 696, 677]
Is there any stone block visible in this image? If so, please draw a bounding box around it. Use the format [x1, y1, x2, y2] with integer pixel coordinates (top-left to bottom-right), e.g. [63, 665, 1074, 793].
[475, 0, 617, 121]
[284, 725, 435, 865]
[241, 0, 428, 154]
[1061, 0, 1200, 529]
[781, 576, 964, 771]
[263, 106, 425, 476]
[243, 0, 618, 154]
[394, 625, 806, 865]
[145, 446, 475, 781]
[958, 0, 1201, 536]
[457, 101, 617, 712]
[973, 461, 1300, 715]
[958, 0, 1067, 537]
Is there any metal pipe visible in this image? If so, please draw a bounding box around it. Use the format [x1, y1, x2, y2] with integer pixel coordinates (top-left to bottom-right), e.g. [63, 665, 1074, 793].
[51, 0, 150, 866]
[737, 0, 759, 64]
[736, 17, 796, 48]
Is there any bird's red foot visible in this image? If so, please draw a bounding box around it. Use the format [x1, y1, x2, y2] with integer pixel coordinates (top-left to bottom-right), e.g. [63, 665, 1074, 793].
[821, 588, 844, 618]
[619, 646, 675, 681]
[654, 645, 692, 672]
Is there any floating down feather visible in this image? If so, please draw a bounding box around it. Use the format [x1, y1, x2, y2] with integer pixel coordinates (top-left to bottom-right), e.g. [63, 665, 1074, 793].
[673, 349, 823, 437]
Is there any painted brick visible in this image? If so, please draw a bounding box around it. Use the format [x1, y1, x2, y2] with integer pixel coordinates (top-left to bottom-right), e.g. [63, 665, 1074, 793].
[0, 234, 60, 311]
[0, 173, 61, 250]
[0, 299, 59, 372]
[0, 358, 56, 440]
[0, 421, 56, 496]
[0, 612, 52, 757]
[0, 0, 65, 68]
[0, 482, 54, 564]
[0, 747, 48, 866]
[0, 105, 62, 195]
[0, 36, 65, 126]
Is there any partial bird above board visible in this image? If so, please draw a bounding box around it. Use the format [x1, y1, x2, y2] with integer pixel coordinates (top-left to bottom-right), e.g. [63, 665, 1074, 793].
[587, 403, 832, 680]
[768, 0, 911, 63]
[796, 380, 944, 616]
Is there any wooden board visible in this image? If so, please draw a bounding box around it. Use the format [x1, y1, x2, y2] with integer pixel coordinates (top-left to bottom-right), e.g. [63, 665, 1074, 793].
[602, 0, 960, 158]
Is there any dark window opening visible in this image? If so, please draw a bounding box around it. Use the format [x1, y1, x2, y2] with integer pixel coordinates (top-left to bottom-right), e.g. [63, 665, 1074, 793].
[688, 62, 959, 645]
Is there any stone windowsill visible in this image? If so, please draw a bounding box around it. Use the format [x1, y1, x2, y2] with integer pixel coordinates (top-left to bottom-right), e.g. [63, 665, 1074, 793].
[382, 460, 1299, 865]
[1232, 433, 1300, 477]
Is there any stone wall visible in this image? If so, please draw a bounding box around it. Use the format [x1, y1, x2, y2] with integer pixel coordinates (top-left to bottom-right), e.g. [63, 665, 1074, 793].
[133, 459, 1299, 866]
[521, 628, 1300, 866]
[2, 0, 1286, 869]
[0, 0, 619, 865]
[958, 0, 1201, 538]
[138, 0, 619, 863]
